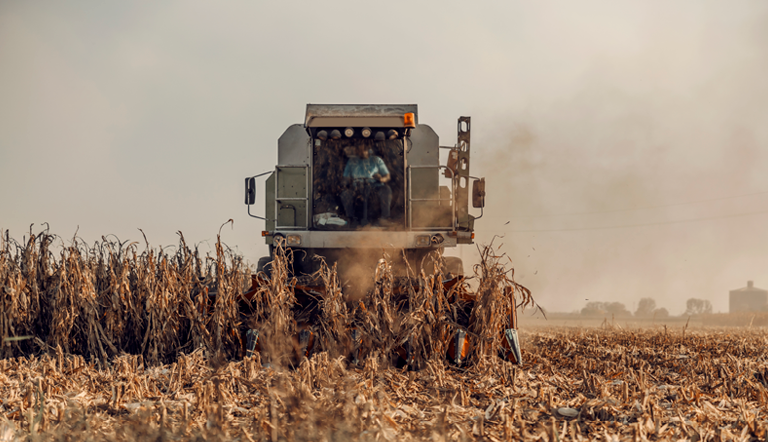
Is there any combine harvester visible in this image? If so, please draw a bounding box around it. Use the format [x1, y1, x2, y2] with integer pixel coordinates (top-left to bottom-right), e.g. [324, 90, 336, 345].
[243, 104, 522, 368]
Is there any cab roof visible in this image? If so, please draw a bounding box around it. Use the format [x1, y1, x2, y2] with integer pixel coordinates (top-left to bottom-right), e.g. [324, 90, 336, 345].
[305, 104, 418, 128]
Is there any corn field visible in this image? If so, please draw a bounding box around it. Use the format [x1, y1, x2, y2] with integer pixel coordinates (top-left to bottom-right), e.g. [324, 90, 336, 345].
[0, 227, 250, 365]
[3, 229, 768, 440]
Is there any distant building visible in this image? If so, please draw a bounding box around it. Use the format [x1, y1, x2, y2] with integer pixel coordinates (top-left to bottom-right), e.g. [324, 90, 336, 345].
[729, 281, 768, 313]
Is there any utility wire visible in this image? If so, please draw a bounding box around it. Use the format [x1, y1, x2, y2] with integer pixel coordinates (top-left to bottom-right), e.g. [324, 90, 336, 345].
[491, 189, 768, 219]
[497, 208, 768, 233]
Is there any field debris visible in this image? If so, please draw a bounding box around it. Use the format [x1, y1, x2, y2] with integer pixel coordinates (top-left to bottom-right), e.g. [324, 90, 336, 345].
[0, 328, 766, 440]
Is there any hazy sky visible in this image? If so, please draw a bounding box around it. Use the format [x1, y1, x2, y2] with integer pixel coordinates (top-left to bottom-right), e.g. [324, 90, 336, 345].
[2, 1, 767, 315]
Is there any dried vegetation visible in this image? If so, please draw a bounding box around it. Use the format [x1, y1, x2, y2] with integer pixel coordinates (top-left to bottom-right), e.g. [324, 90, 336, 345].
[0, 226, 248, 365]
[4, 326, 768, 441]
[2, 229, 767, 440]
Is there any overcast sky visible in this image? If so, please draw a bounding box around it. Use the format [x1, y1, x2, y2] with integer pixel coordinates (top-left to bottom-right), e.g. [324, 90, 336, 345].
[2, 1, 767, 315]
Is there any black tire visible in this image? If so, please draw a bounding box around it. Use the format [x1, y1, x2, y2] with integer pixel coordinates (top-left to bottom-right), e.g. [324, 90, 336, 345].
[444, 256, 464, 277]
[256, 256, 272, 278]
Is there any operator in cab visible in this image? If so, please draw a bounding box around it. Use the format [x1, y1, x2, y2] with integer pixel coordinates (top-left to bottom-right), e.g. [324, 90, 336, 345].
[340, 145, 392, 227]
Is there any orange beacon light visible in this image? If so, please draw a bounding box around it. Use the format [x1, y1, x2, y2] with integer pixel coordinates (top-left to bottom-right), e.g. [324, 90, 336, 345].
[403, 112, 416, 128]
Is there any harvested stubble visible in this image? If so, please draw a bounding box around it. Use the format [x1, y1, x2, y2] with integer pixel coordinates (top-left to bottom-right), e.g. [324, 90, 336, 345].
[2, 328, 768, 441]
[702, 313, 768, 328]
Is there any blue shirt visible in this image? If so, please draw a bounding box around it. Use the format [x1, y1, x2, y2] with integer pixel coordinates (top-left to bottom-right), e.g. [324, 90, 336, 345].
[343, 156, 389, 182]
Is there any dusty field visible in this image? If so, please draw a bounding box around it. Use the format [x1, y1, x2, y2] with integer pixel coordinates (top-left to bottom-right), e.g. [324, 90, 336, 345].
[518, 313, 702, 329]
[519, 311, 768, 329]
[1, 326, 768, 441]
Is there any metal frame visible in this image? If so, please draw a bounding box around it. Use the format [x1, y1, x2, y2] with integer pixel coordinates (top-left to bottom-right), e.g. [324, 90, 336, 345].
[455, 117, 471, 225]
[263, 230, 458, 249]
[275, 165, 310, 230]
[407, 165, 456, 231]
[246, 170, 274, 221]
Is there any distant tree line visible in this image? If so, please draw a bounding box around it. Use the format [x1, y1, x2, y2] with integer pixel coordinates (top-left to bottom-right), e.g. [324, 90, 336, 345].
[684, 298, 713, 315]
[581, 301, 633, 317]
[580, 297, 711, 317]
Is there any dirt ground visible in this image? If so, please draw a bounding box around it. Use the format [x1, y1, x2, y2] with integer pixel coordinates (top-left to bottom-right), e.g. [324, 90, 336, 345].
[518, 311, 705, 330]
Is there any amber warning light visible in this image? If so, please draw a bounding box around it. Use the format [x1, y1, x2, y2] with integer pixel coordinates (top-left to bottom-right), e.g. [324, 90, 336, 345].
[403, 113, 416, 128]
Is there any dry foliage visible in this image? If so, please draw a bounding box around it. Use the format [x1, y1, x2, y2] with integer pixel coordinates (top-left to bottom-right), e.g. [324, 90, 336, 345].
[13, 229, 768, 440]
[0, 227, 529, 368]
[0, 227, 249, 365]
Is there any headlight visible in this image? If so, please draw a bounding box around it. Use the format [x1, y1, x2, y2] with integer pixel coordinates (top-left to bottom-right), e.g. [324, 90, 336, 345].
[344, 127, 354, 137]
[415, 235, 430, 247]
[286, 235, 302, 246]
[361, 127, 372, 138]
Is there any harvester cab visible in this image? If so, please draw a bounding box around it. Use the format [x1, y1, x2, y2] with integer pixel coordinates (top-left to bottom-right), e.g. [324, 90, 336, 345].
[243, 104, 521, 368]
[246, 104, 482, 277]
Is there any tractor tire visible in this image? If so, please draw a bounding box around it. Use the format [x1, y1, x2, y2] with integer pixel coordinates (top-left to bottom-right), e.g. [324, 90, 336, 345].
[256, 256, 273, 279]
[444, 256, 464, 277]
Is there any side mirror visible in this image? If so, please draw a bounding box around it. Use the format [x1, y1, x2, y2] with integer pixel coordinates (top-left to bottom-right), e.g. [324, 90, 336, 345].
[245, 177, 256, 205]
[472, 178, 486, 208]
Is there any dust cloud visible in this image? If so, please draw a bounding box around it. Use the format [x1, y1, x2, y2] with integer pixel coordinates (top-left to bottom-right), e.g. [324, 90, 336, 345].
[470, 7, 768, 315]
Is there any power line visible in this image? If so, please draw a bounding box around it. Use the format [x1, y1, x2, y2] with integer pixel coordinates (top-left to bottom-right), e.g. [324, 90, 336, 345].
[495, 208, 768, 233]
[493, 189, 768, 219]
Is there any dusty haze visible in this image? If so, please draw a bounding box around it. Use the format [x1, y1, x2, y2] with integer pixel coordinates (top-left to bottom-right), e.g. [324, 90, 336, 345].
[1, 1, 767, 315]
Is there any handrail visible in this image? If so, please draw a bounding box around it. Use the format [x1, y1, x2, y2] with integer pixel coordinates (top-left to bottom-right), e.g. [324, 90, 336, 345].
[407, 165, 456, 231]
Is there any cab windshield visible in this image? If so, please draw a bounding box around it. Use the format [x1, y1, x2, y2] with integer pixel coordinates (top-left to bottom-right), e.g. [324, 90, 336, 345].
[312, 137, 404, 230]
